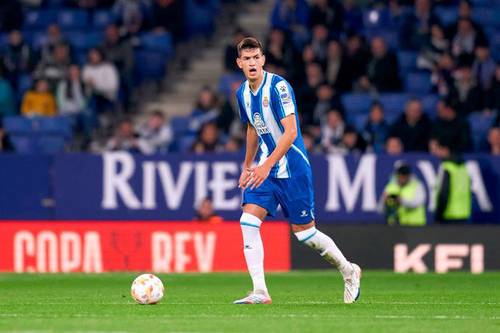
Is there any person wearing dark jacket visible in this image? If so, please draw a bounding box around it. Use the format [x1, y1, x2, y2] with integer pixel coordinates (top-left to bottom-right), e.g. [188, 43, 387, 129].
[430, 99, 472, 153]
[389, 98, 431, 152]
[433, 139, 471, 224]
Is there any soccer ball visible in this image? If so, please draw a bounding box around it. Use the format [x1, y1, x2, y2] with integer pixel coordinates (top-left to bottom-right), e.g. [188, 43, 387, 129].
[131, 274, 164, 304]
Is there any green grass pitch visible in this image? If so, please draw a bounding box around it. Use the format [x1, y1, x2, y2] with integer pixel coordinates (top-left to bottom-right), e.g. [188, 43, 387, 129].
[1, 271, 499, 333]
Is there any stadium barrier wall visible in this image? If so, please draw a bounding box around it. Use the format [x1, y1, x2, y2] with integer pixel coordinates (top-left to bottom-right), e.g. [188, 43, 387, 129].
[0, 221, 290, 273]
[291, 225, 500, 273]
[1, 152, 500, 223]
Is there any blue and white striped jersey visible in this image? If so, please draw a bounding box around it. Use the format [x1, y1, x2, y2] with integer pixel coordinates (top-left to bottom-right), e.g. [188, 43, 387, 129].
[236, 71, 310, 178]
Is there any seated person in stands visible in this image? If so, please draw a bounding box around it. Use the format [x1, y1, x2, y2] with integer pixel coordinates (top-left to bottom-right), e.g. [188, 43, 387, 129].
[357, 37, 401, 92]
[191, 122, 223, 154]
[195, 197, 223, 224]
[34, 42, 72, 90]
[137, 110, 173, 154]
[21, 79, 57, 117]
[362, 102, 388, 153]
[334, 126, 367, 155]
[385, 136, 404, 155]
[82, 48, 120, 115]
[105, 118, 149, 153]
[488, 127, 500, 155]
[320, 108, 345, 153]
[189, 87, 220, 133]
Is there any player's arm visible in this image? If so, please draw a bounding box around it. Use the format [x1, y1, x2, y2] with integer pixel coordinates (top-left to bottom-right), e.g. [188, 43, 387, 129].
[239, 124, 259, 188]
[247, 115, 297, 189]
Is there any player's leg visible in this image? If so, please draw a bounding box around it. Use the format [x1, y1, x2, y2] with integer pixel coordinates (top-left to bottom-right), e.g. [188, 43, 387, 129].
[234, 181, 278, 304]
[292, 221, 361, 303]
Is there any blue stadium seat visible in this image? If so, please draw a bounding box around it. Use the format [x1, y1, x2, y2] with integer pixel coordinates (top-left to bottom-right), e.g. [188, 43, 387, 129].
[170, 116, 191, 137]
[217, 72, 245, 99]
[398, 51, 417, 73]
[66, 31, 101, 51]
[23, 10, 57, 30]
[420, 94, 440, 116]
[405, 72, 432, 94]
[434, 7, 458, 27]
[472, 7, 500, 28]
[93, 10, 116, 29]
[9, 135, 37, 154]
[341, 93, 372, 114]
[36, 117, 73, 138]
[469, 112, 495, 150]
[4, 116, 33, 134]
[37, 135, 67, 154]
[185, 0, 219, 37]
[351, 114, 369, 132]
[140, 32, 173, 56]
[178, 135, 197, 152]
[378, 93, 410, 114]
[58, 10, 89, 30]
[134, 50, 167, 82]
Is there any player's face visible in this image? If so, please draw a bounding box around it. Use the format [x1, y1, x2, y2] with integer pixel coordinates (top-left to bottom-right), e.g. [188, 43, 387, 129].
[237, 48, 265, 82]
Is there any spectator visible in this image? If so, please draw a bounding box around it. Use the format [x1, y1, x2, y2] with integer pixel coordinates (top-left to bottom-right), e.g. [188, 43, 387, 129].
[451, 18, 485, 58]
[313, 83, 343, 126]
[40, 24, 68, 64]
[358, 37, 401, 92]
[433, 139, 471, 224]
[320, 109, 345, 152]
[265, 28, 293, 78]
[113, 0, 149, 32]
[488, 127, 500, 155]
[225, 28, 247, 72]
[488, 64, 500, 111]
[447, 60, 481, 116]
[344, 33, 370, 85]
[446, 0, 486, 42]
[191, 122, 223, 153]
[224, 136, 243, 152]
[105, 118, 147, 153]
[417, 23, 449, 72]
[432, 52, 455, 96]
[82, 48, 120, 114]
[309, 24, 329, 63]
[381, 162, 426, 226]
[385, 136, 403, 155]
[297, 62, 324, 126]
[400, 0, 440, 50]
[472, 42, 496, 109]
[431, 99, 472, 153]
[217, 81, 239, 135]
[335, 126, 366, 155]
[21, 79, 57, 117]
[137, 111, 173, 154]
[190, 86, 220, 133]
[0, 66, 15, 119]
[302, 129, 318, 153]
[362, 102, 389, 153]
[35, 42, 72, 90]
[389, 98, 432, 152]
[195, 197, 223, 224]
[150, 0, 185, 42]
[2, 30, 34, 90]
[325, 39, 352, 92]
[309, 0, 343, 33]
[101, 24, 134, 100]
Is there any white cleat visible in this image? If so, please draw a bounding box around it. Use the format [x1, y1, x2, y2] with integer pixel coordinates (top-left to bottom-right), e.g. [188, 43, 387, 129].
[344, 263, 362, 304]
[233, 290, 272, 304]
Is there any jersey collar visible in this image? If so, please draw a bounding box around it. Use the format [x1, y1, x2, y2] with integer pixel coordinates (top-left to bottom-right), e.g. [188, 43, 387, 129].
[250, 71, 268, 96]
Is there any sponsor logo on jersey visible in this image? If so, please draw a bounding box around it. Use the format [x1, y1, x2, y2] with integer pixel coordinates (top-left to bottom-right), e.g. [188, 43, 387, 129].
[253, 113, 270, 135]
[280, 92, 291, 105]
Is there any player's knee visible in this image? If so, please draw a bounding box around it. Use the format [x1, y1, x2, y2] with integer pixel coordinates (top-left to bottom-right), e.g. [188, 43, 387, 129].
[240, 212, 262, 229]
[294, 226, 318, 243]
[291, 220, 315, 233]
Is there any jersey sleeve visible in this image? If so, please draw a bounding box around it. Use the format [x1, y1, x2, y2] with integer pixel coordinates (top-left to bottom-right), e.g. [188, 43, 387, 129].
[273, 80, 296, 119]
[236, 87, 248, 124]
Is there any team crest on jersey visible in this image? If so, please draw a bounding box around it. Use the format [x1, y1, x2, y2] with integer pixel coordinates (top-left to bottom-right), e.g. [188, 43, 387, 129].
[253, 113, 270, 135]
[263, 96, 269, 107]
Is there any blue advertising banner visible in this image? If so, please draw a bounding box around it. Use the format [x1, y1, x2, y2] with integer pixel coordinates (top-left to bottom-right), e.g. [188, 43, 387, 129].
[1, 152, 499, 223]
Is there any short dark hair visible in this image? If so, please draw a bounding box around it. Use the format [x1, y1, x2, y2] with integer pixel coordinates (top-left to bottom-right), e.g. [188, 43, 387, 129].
[237, 37, 264, 57]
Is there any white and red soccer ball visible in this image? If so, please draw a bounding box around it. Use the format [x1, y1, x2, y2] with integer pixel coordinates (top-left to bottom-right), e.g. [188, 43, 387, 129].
[131, 274, 164, 304]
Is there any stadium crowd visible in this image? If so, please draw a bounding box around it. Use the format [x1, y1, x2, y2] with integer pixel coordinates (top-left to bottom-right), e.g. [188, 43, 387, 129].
[1, 0, 500, 156]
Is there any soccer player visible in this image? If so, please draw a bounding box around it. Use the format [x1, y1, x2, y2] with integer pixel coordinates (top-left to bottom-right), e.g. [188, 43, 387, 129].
[233, 37, 361, 305]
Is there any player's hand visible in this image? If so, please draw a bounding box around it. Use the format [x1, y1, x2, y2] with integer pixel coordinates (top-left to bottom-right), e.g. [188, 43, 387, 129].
[238, 167, 254, 189]
[247, 164, 271, 190]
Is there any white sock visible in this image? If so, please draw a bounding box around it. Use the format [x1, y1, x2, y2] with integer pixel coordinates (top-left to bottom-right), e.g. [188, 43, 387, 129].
[295, 227, 353, 277]
[240, 213, 268, 293]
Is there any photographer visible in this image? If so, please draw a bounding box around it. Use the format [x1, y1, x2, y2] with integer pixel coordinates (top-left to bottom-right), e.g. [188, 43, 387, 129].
[381, 162, 427, 226]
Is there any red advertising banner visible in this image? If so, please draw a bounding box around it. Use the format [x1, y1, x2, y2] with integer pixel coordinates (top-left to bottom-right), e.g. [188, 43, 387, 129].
[0, 221, 290, 273]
